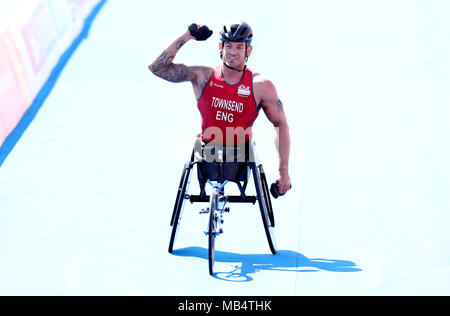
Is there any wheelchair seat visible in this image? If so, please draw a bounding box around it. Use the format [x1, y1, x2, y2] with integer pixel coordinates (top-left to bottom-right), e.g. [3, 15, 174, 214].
[193, 140, 255, 198]
[195, 142, 250, 184]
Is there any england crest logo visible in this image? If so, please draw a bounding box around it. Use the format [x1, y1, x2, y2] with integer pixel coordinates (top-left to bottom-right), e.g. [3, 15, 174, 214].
[238, 85, 251, 97]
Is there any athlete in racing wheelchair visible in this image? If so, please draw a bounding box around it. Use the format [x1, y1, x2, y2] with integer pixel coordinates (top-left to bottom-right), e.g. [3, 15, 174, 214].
[148, 21, 291, 274]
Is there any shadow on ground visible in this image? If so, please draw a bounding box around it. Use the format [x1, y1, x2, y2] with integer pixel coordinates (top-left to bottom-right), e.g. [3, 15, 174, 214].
[172, 246, 362, 282]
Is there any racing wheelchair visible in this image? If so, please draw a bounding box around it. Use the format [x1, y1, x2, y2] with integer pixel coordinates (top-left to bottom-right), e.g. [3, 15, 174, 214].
[168, 137, 281, 275]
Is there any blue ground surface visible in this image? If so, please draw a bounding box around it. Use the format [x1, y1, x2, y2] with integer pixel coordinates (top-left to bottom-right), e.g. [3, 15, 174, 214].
[1, 0, 449, 295]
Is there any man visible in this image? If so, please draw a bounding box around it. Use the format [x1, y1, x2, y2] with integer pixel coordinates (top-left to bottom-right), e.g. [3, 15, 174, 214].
[148, 21, 291, 195]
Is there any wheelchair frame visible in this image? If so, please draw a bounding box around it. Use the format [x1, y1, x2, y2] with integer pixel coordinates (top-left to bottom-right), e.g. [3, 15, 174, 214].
[168, 139, 277, 275]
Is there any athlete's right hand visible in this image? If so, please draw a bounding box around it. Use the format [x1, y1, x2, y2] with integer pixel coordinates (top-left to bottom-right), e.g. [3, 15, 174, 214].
[188, 23, 213, 41]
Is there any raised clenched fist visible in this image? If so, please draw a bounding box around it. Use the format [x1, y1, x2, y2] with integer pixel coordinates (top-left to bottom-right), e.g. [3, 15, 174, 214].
[188, 23, 213, 41]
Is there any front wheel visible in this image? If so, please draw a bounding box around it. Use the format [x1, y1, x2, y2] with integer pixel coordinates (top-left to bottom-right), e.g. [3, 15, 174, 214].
[208, 192, 218, 275]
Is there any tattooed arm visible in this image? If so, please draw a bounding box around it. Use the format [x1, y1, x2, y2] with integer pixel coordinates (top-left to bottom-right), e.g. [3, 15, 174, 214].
[253, 74, 291, 194]
[148, 29, 213, 98]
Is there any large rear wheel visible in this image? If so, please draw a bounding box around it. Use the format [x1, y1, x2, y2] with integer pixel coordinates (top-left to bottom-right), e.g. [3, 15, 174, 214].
[252, 164, 277, 254]
[168, 164, 192, 253]
[259, 165, 275, 227]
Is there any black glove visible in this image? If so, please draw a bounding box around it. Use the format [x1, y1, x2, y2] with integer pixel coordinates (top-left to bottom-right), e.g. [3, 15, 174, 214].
[270, 182, 292, 199]
[188, 23, 213, 41]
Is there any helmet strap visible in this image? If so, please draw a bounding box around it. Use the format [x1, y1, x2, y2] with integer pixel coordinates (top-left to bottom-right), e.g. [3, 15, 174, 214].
[223, 62, 246, 72]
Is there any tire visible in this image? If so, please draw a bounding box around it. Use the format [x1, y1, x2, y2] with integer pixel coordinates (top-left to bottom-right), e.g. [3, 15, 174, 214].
[259, 165, 275, 227]
[168, 164, 191, 253]
[208, 192, 218, 276]
[252, 164, 277, 254]
[170, 165, 188, 226]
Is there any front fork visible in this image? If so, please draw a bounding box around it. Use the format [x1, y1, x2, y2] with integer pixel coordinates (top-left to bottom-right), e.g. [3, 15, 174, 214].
[201, 180, 230, 236]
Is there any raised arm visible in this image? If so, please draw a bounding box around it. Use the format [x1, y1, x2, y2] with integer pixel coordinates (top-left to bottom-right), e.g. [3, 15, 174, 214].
[148, 30, 197, 83]
[254, 75, 292, 194]
[148, 24, 214, 98]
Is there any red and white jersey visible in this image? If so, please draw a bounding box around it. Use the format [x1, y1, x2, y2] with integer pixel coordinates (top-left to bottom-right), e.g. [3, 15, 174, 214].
[197, 65, 260, 145]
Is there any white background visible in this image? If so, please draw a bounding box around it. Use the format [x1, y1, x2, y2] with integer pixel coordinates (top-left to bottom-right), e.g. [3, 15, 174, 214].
[0, 0, 449, 295]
